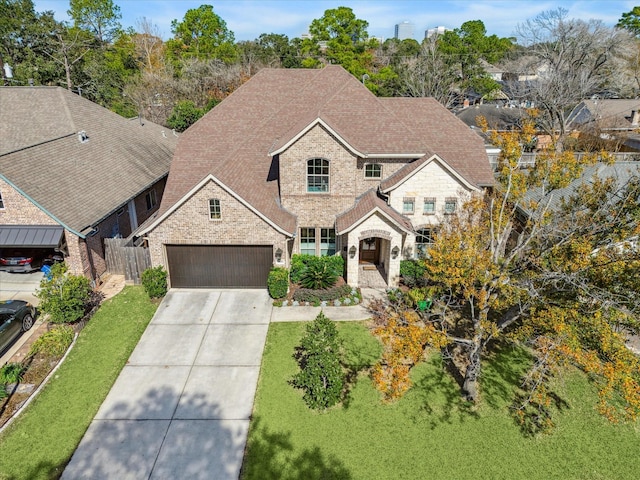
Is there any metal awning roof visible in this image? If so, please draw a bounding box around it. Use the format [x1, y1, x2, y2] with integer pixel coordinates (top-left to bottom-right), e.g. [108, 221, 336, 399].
[0, 225, 64, 248]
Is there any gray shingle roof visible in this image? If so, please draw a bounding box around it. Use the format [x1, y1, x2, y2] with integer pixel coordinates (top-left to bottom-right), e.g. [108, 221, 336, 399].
[157, 66, 493, 235]
[0, 87, 177, 234]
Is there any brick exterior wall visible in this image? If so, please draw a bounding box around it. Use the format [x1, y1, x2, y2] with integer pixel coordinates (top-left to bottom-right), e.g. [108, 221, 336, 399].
[146, 179, 289, 286]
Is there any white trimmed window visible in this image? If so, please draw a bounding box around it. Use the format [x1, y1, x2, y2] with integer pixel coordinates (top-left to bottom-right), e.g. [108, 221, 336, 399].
[145, 190, 157, 210]
[415, 228, 434, 258]
[444, 197, 457, 214]
[403, 197, 415, 214]
[300, 227, 316, 255]
[0, 191, 4, 209]
[364, 163, 382, 179]
[307, 158, 329, 193]
[423, 197, 436, 215]
[320, 228, 336, 256]
[209, 199, 221, 219]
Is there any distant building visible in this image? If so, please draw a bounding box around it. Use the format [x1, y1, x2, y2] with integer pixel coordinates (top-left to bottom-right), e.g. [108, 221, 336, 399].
[425, 26, 450, 38]
[395, 21, 414, 40]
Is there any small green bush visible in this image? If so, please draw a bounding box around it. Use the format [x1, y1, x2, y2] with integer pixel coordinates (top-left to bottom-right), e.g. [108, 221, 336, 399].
[293, 284, 352, 303]
[141, 266, 168, 299]
[399, 259, 427, 287]
[291, 312, 345, 410]
[290, 254, 344, 284]
[36, 263, 93, 324]
[0, 363, 26, 385]
[28, 325, 75, 358]
[267, 267, 289, 299]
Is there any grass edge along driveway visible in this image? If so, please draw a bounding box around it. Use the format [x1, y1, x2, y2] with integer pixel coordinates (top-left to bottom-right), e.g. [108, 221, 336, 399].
[0, 286, 157, 480]
[242, 321, 640, 480]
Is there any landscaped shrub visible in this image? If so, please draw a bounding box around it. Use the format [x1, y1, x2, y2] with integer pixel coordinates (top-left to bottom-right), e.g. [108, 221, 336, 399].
[267, 267, 289, 299]
[291, 312, 345, 410]
[141, 266, 168, 299]
[293, 284, 352, 303]
[28, 325, 75, 358]
[290, 254, 344, 284]
[300, 260, 338, 289]
[36, 263, 93, 324]
[0, 363, 26, 385]
[399, 259, 427, 287]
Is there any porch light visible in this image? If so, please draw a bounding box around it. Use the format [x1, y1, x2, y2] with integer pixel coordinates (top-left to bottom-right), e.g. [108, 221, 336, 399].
[349, 245, 357, 259]
[391, 246, 400, 259]
[275, 248, 283, 263]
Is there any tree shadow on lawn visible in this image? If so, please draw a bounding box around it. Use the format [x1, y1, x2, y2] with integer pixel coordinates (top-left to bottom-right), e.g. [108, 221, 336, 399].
[241, 417, 352, 480]
[481, 341, 535, 410]
[411, 355, 480, 429]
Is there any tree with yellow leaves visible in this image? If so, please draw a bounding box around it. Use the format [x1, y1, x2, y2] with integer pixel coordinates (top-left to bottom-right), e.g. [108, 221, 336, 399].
[372, 115, 640, 433]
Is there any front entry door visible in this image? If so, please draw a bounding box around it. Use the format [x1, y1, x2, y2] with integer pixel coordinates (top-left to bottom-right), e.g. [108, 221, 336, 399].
[360, 237, 379, 264]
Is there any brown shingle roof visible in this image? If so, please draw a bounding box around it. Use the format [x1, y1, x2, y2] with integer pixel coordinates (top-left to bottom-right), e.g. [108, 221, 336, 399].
[336, 189, 413, 234]
[0, 87, 177, 234]
[157, 66, 492, 235]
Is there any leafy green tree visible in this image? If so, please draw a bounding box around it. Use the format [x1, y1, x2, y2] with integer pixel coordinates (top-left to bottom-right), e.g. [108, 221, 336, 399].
[36, 263, 93, 324]
[438, 20, 512, 96]
[291, 312, 345, 410]
[302, 7, 377, 78]
[617, 6, 640, 37]
[166, 100, 204, 132]
[68, 0, 122, 43]
[168, 4, 236, 63]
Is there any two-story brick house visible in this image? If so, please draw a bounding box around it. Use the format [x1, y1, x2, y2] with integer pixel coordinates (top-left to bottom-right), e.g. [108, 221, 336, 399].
[137, 66, 494, 288]
[0, 86, 177, 283]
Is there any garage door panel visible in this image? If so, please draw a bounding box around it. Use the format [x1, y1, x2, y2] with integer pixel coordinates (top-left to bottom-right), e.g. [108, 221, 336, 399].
[166, 245, 272, 288]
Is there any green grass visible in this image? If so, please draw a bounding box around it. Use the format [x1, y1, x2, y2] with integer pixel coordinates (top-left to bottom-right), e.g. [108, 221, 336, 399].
[0, 286, 157, 480]
[243, 321, 640, 480]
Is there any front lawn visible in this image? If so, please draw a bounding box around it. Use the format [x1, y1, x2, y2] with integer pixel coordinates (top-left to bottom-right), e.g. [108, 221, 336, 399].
[0, 286, 157, 480]
[243, 321, 640, 480]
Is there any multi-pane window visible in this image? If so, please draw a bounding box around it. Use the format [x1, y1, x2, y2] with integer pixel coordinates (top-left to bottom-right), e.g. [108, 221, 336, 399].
[320, 228, 336, 256]
[364, 164, 382, 179]
[444, 197, 457, 214]
[0, 191, 4, 209]
[307, 158, 329, 193]
[415, 228, 434, 258]
[209, 199, 221, 219]
[145, 190, 157, 210]
[403, 197, 415, 214]
[423, 197, 436, 214]
[300, 227, 316, 255]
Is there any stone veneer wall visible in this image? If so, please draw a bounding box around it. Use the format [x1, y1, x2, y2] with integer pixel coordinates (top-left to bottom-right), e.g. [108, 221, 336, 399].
[146, 179, 289, 285]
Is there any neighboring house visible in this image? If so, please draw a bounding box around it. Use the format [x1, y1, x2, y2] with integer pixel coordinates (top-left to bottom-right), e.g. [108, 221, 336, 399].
[567, 99, 640, 152]
[0, 87, 178, 283]
[137, 66, 494, 289]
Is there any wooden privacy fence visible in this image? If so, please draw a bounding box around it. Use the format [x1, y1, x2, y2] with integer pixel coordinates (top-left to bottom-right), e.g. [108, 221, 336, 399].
[104, 238, 151, 284]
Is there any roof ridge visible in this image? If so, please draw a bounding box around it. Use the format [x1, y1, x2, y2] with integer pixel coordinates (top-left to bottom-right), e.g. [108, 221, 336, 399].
[57, 87, 77, 133]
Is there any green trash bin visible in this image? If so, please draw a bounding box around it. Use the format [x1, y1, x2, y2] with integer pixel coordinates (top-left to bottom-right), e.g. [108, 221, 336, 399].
[417, 299, 432, 311]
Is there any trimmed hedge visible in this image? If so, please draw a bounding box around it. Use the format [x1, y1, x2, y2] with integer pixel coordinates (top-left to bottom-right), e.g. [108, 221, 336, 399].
[267, 267, 289, 299]
[141, 266, 168, 299]
[399, 259, 427, 287]
[293, 284, 352, 303]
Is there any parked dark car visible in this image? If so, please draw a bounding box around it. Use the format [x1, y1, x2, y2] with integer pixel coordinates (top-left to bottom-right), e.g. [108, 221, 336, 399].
[0, 300, 36, 354]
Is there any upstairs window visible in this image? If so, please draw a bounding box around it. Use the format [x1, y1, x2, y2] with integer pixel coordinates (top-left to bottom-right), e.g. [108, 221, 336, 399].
[209, 199, 221, 219]
[145, 190, 157, 210]
[444, 197, 457, 214]
[0, 191, 4, 209]
[423, 197, 436, 215]
[307, 158, 329, 193]
[364, 164, 382, 179]
[403, 197, 415, 214]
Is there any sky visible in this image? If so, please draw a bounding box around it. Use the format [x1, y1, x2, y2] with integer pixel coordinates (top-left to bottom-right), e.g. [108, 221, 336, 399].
[33, 0, 635, 42]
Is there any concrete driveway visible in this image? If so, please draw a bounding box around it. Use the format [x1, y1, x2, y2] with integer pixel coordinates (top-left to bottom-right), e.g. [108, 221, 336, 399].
[62, 289, 272, 480]
[0, 270, 43, 306]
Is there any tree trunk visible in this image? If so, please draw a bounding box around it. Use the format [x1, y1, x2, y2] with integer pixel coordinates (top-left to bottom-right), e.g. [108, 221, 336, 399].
[462, 346, 481, 402]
